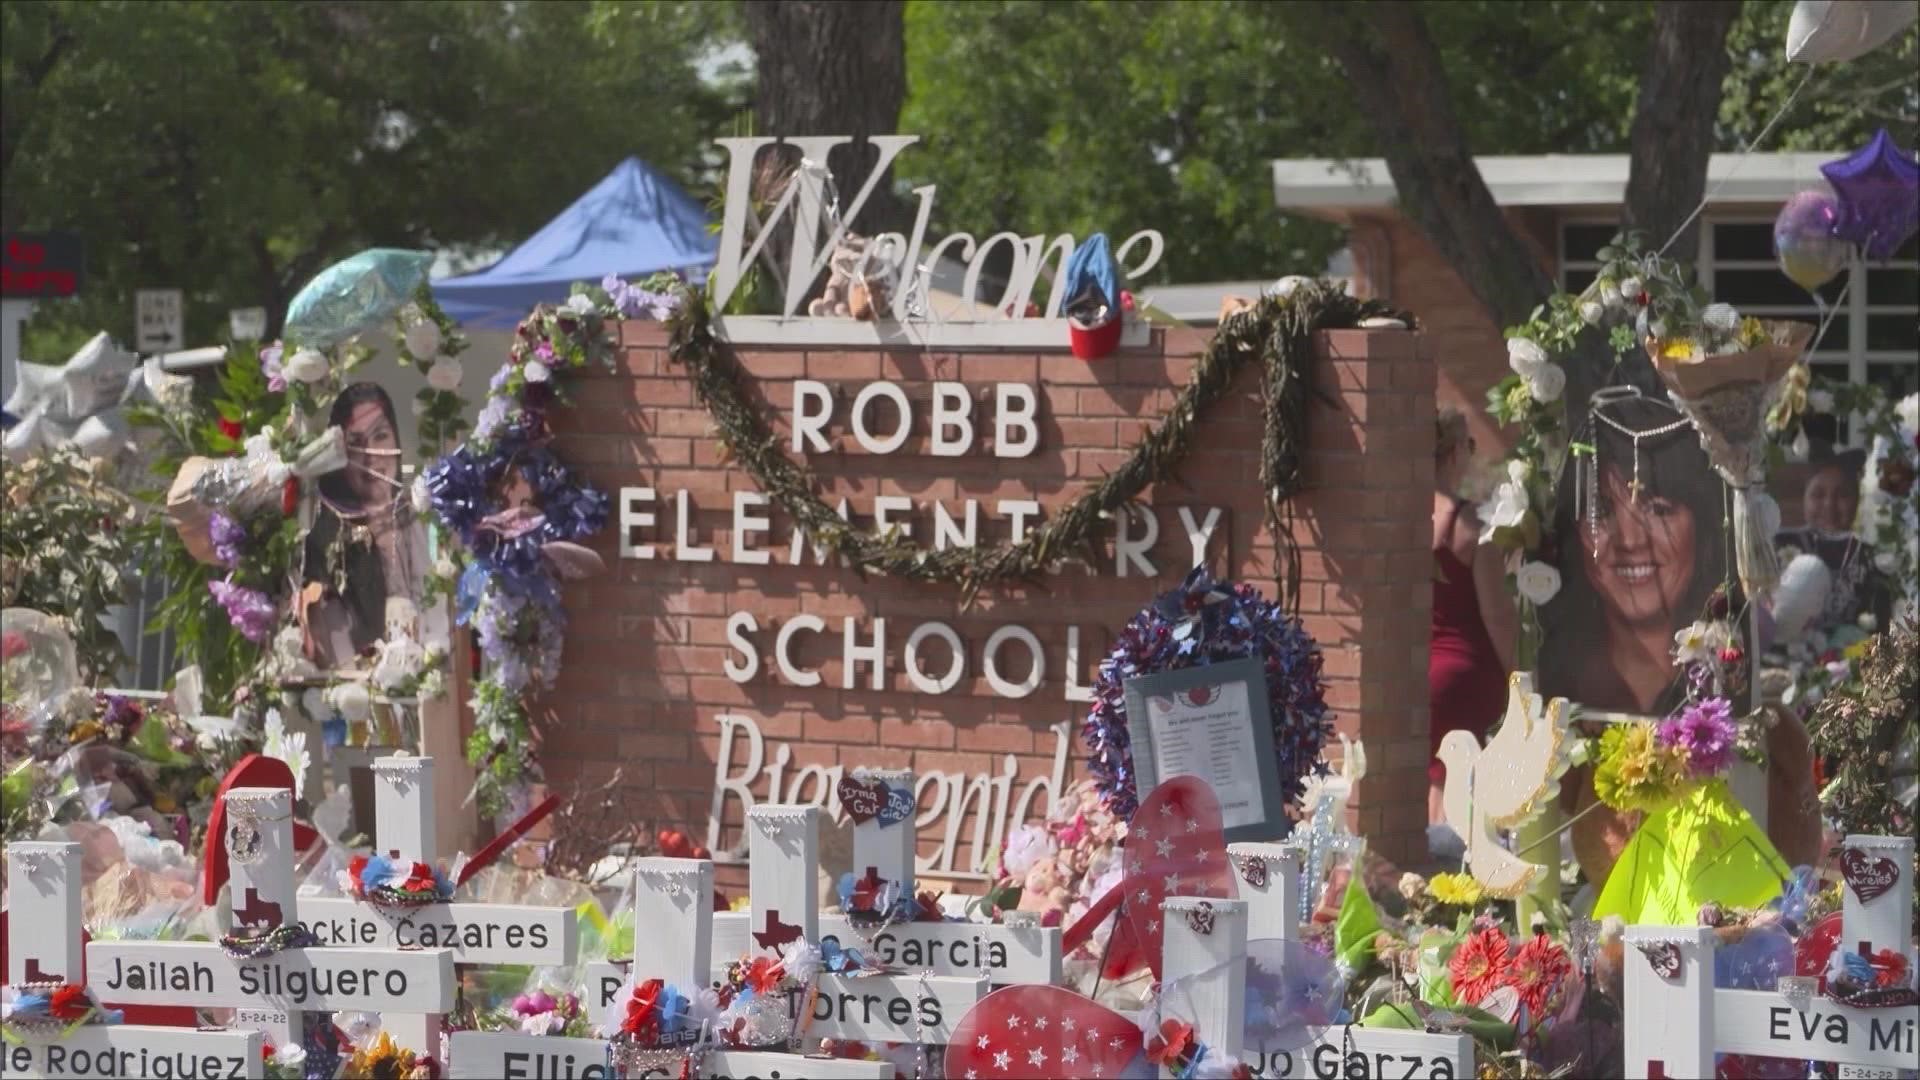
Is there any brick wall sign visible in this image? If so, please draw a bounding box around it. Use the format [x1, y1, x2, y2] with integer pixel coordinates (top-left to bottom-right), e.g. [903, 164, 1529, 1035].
[542, 314, 1437, 875]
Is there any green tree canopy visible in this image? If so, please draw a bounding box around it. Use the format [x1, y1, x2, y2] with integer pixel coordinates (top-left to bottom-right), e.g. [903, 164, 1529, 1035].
[898, 0, 1914, 287]
[3, 0, 744, 356]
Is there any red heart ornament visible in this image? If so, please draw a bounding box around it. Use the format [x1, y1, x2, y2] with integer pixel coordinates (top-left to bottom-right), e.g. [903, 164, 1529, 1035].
[837, 775, 885, 825]
[1839, 848, 1900, 904]
[944, 985, 1142, 1080]
[1060, 775, 1234, 981]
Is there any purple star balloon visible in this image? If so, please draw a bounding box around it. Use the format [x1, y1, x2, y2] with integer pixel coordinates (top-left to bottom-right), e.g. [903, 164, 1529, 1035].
[1820, 128, 1920, 260]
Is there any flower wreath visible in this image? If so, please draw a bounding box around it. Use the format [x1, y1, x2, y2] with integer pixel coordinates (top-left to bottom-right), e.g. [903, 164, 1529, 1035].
[1082, 566, 1331, 820]
[418, 275, 673, 812]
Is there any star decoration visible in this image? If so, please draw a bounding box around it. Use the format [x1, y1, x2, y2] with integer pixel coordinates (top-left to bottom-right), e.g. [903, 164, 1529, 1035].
[1155, 837, 1175, 858]
[993, 1050, 1011, 1071]
[1027, 1049, 1048, 1067]
[1034, 1017, 1049, 1030]
[1164, 872, 1182, 891]
[977, 1036, 990, 1050]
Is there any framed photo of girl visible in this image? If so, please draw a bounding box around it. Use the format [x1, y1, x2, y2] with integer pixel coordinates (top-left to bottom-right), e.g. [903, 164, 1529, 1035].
[298, 380, 435, 673]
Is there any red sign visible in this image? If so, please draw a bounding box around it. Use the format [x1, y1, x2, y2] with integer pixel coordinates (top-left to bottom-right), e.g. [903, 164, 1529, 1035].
[2, 232, 85, 298]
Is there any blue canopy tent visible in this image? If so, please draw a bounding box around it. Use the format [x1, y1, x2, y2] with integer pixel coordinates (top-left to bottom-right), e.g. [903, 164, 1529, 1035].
[433, 156, 716, 328]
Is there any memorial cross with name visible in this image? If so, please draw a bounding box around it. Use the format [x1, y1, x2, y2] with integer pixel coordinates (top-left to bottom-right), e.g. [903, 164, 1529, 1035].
[296, 754, 579, 1057]
[84, 786, 456, 1054]
[5, 841, 268, 1079]
[1625, 834, 1919, 1080]
[1165, 843, 1472, 1080]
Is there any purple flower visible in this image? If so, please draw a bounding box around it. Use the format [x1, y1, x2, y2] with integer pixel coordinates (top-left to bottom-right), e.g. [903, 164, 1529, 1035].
[209, 510, 247, 568]
[602, 273, 679, 320]
[208, 578, 277, 644]
[1658, 697, 1737, 777]
[259, 343, 286, 392]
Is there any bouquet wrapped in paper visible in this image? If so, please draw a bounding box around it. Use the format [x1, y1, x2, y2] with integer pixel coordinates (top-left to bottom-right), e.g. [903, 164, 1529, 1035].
[165, 429, 347, 565]
[1647, 316, 1813, 598]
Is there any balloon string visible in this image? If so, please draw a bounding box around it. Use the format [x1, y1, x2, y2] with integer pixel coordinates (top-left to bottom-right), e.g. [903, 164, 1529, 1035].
[1657, 64, 1819, 258]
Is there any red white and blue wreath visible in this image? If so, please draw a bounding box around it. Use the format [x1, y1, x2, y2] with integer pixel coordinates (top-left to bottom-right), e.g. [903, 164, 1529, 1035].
[1081, 566, 1333, 820]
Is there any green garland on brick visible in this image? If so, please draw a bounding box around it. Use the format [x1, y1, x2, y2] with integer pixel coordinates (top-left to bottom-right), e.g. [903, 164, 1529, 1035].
[664, 283, 1411, 606]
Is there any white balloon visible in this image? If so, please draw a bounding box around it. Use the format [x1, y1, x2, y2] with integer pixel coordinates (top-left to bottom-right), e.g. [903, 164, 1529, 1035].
[1786, 0, 1918, 63]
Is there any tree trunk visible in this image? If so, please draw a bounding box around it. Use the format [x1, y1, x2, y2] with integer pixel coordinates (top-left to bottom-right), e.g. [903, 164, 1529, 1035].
[1304, 0, 1741, 395]
[744, 0, 910, 239]
[1303, 1, 1555, 333]
[1623, 1, 1742, 265]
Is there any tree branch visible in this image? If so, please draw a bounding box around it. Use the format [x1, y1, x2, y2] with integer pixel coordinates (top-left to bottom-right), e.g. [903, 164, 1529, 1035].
[0, 13, 77, 180]
[1299, 1, 1555, 333]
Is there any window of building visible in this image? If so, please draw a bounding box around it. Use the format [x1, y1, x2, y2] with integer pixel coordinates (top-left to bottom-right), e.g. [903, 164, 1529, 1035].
[1560, 216, 1919, 446]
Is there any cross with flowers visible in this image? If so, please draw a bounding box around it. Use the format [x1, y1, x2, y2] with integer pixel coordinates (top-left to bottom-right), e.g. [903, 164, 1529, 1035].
[5, 842, 268, 1076]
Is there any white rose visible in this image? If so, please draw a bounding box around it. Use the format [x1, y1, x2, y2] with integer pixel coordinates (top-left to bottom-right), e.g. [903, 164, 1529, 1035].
[1895, 392, 1918, 435]
[434, 554, 456, 578]
[524, 359, 551, 383]
[1507, 337, 1548, 377]
[327, 681, 372, 724]
[1267, 275, 1313, 299]
[404, 320, 442, 360]
[1807, 388, 1834, 413]
[410, 396, 427, 417]
[426, 357, 464, 392]
[1477, 481, 1528, 542]
[1525, 361, 1566, 403]
[1578, 301, 1604, 326]
[1618, 276, 1643, 301]
[564, 293, 597, 315]
[283, 347, 329, 384]
[1507, 459, 1531, 487]
[1514, 561, 1563, 605]
[1598, 279, 1623, 309]
[1875, 550, 1899, 574]
[273, 1044, 307, 1069]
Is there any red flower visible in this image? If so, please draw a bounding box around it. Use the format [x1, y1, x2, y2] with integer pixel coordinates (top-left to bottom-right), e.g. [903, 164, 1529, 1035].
[2, 631, 29, 661]
[914, 890, 945, 922]
[219, 417, 244, 440]
[48, 984, 89, 1021]
[1872, 948, 1909, 988]
[658, 829, 695, 858]
[744, 955, 784, 994]
[1505, 933, 1574, 1017]
[347, 854, 370, 897]
[623, 978, 664, 1040]
[1449, 927, 1513, 1006]
[1145, 1019, 1195, 1065]
[282, 476, 300, 516]
[1718, 647, 1744, 668]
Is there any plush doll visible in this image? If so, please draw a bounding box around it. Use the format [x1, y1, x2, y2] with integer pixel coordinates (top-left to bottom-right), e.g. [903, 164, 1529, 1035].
[808, 234, 898, 321]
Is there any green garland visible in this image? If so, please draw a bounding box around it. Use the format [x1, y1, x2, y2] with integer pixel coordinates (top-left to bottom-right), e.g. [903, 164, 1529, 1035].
[665, 283, 1410, 606]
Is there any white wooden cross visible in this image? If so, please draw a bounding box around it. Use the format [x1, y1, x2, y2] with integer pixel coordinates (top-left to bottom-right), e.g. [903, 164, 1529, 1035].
[560, 853, 891, 1080]
[5, 841, 267, 1079]
[296, 754, 579, 1057]
[1839, 835, 1918, 1080]
[84, 787, 456, 1033]
[1625, 833, 1919, 1080]
[1169, 844, 1473, 1080]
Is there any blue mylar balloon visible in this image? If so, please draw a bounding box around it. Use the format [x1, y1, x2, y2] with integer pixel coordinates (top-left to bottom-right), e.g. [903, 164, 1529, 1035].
[284, 248, 433, 347]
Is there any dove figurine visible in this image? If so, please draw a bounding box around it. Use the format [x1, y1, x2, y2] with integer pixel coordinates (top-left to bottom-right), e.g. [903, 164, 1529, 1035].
[1436, 672, 1570, 899]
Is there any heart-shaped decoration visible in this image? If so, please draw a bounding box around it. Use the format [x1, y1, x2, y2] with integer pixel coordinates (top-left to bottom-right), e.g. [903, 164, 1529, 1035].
[944, 985, 1143, 1080]
[837, 775, 886, 825]
[1185, 901, 1216, 936]
[1636, 940, 1683, 981]
[880, 784, 913, 829]
[1840, 848, 1900, 904]
[1060, 775, 1235, 982]
[1235, 853, 1269, 889]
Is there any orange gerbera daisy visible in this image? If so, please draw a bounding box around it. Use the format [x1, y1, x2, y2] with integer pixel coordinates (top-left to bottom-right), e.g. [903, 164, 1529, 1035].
[1449, 927, 1512, 1006]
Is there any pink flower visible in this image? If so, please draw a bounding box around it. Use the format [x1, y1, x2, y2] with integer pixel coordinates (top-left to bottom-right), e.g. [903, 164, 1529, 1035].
[1, 631, 27, 661]
[1657, 697, 1737, 777]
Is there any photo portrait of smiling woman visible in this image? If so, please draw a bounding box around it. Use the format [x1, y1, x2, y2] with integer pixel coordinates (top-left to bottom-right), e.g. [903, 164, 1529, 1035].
[1539, 394, 1727, 716]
